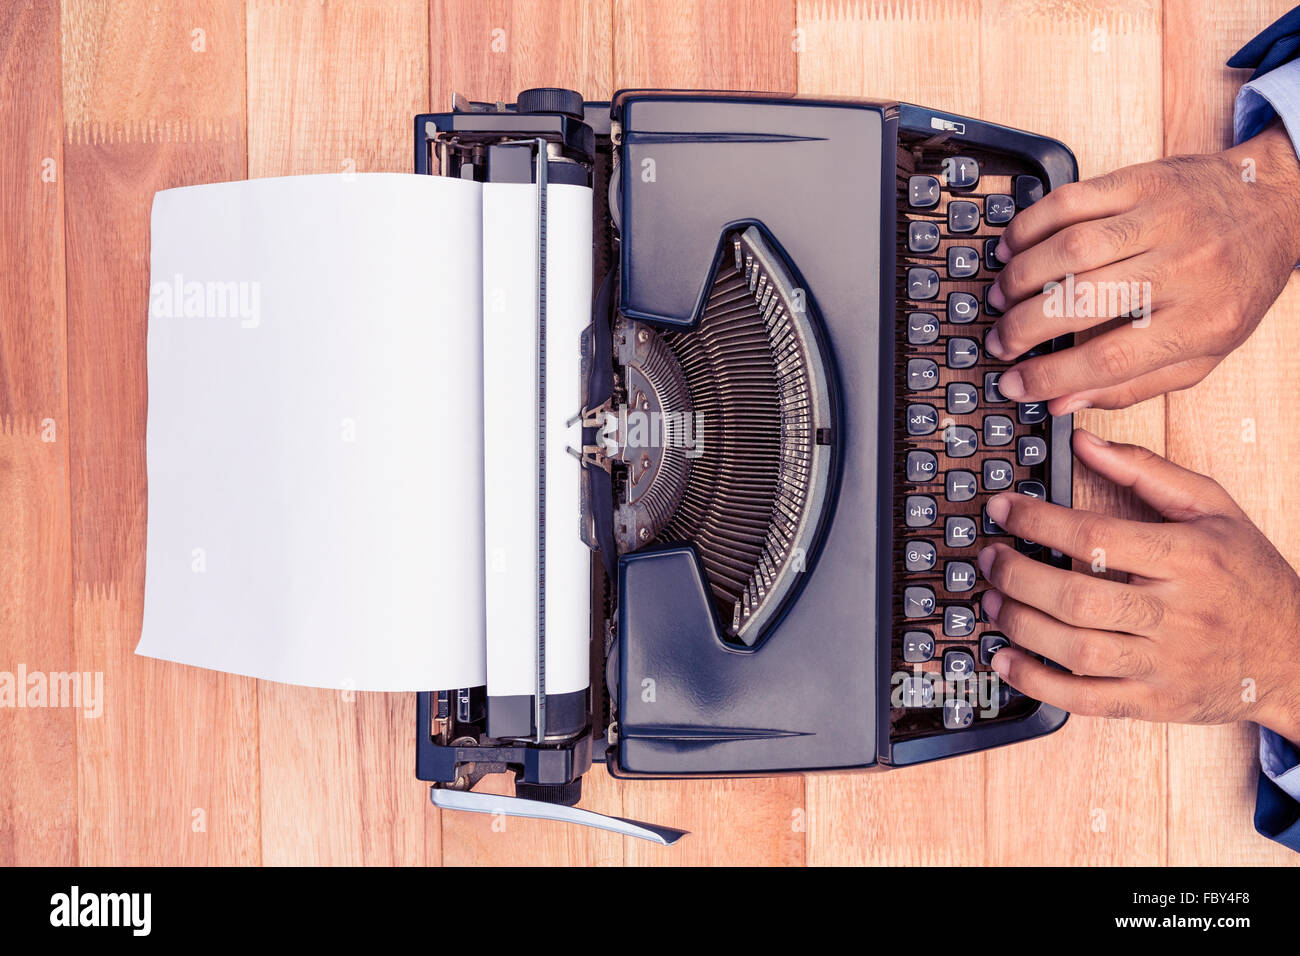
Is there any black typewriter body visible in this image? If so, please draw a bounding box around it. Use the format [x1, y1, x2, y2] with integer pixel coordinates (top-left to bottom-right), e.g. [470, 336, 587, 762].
[414, 90, 1076, 810]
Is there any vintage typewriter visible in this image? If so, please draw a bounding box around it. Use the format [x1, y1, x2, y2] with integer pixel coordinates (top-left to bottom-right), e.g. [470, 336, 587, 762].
[417, 89, 1077, 842]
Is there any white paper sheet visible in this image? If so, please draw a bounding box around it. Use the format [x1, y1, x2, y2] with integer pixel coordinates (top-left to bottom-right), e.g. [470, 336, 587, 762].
[139, 173, 488, 691]
[138, 172, 597, 697]
[482, 182, 593, 699]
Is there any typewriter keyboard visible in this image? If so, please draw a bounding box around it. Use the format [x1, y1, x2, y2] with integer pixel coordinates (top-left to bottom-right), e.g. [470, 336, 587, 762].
[891, 139, 1065, 741]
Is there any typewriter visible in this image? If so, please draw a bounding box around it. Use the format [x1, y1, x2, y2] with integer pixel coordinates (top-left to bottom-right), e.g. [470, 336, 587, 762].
[416, 89, 1077, 843]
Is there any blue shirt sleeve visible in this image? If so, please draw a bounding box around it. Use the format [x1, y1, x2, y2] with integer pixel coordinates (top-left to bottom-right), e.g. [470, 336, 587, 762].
[1255, 728, 1300, 850]
[1232, 55, 1300, 852]
[1234, 58, 1300, 145]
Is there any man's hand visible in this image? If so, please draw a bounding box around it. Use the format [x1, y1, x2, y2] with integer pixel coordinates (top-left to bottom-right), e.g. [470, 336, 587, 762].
[979, 429, 1300, 745]
[986, 120, 1300, 413]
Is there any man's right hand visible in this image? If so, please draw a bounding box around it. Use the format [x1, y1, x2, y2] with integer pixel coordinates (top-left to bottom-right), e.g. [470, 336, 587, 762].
[985, 119, 1300, 413]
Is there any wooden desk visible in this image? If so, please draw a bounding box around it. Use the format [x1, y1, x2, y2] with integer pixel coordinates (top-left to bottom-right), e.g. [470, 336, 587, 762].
[2, 0, 1297, 865]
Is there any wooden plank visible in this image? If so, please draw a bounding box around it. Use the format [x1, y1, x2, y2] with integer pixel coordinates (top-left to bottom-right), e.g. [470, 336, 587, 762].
[60, 0, 260, 864]
[427, 0, 621, 866]
[980, 0, 1168, 865]
[798, 0, 988, 866]
[611, 0, 806, 864]
[0, 0, 75, 866]
[1163, 0, 1300, 866]
[614, 0, 796, 91]
[431, 0, 613, 105]
[244, 0, 432, 865]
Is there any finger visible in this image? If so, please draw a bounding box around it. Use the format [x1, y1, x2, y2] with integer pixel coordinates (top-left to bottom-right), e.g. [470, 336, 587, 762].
[982, 494, 1181, 578]
[977, 542, 1168, 632]
[991, 213, 1151, 310]
[982, 590, 1155, 679]
[996, 321, 1199, 402]
[1046, 355, 1220, 414]
[998, 173, 1145, 258]
[987, 256, 1161, 360]
[1069, 429, 1243, 521]
[989, 647, 1149, 719]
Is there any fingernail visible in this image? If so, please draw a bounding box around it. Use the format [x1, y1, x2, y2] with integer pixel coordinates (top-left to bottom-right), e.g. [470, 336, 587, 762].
[986, 493, 1012, 524]
[1078, 427, 1109, 447]
[1060, 398, 1092, 415]
[997, 369, 1025, 400]
[976, 546, 996, 579]
[982, 588, 1003, 622]
[995, 238, 1012, 263]
[988, 281, 1006, 311]
[991, 649, 1012, 679]
[986, 327, 1006, 359]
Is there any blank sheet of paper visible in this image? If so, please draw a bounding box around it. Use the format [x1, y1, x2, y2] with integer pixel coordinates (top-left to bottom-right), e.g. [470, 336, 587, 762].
[481, 182, 593, 700]
[138, 173, 487, 692]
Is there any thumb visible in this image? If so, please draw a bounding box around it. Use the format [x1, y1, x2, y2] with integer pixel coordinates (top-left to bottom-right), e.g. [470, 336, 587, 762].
[1070, 428, 1242, 521]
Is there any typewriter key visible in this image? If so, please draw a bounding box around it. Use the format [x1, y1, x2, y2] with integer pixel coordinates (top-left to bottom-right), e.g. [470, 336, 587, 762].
[943, 698, 975, 729]
[945, 470, 977, 502]
[945, 156, 980, 189]
[909, 175, 941, 208]
[946, 246, 980, 279]
[943, 606, 976, 638]
[903, 630, 936, 663]
[945, 560, 977, 593]
[947, 200, 980, 233]
[979, 633, 1011, 666]
[947, 292, 979, 324]
[983, 414, 1015, 447]
[982, 459, 1014, 491]
[1017, 436, 1047, 466]
[904, 539, 937, 571]
[946, 382, 978, 414]
[985, 193, 1015, 224]
[904, 585, 937, 618]
[908, 220, 941, 253]
[906, 450, 939, 482]
[947, 337, 979, 369]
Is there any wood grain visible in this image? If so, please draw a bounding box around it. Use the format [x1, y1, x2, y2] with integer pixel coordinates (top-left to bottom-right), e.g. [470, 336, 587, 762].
[0, 0, 75, 867]
[614, 0, 796, 91]
[61, 0, 259, 865]
[431, 0, 614, 106]
[0, 0, 1292, 865]
[1162, 0, 1300, 867]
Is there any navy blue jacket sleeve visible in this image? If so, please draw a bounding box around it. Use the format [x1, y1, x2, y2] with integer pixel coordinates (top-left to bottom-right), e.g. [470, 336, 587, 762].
[1228, 7, 1300, 853]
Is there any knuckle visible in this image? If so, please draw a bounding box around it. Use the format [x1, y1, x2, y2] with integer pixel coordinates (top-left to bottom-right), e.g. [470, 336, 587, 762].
[1102, 696, 1139, 720]
[1052, 181, 1088, 218]
[1113, 588, 1166, 632]
[1111, 639, 1154, 680]
[1100, 214, 1142, 254]
[1069, 513, 1104, 555]
[1134, 527, 1175, 565]
[1094, 338, 1134, 379]
[1062, 580, 1102, 623]
[1059, 225, 1094, 264]
[1070, 634, 1112, 675]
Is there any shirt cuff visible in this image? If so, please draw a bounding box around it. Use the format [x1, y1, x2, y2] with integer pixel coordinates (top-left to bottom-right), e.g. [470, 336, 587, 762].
[1260, 726, 1300, 801]
[1234, 58, 1300, 145]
